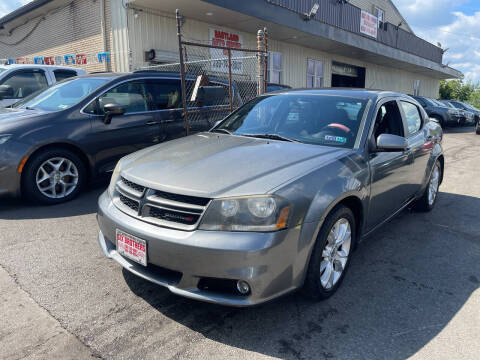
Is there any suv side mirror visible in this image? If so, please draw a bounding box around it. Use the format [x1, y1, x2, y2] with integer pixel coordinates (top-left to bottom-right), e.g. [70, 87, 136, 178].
[429, 117, 440, 124]
[376, 134, 408, 152]
[0, 85, 14, 100]
[103, 103, 125, 124]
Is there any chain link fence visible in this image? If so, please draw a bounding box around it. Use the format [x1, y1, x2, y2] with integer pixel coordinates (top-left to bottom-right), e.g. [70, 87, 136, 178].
[136, 10, 268, 135]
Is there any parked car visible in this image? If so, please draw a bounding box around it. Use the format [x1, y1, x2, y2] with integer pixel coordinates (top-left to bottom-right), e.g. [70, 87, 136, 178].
[0, 64, 85, 107]
[448, 100, 479, 125]
[97, 89, 444, 306]
[438, 99, 469, 124]
[266, 83, 292, 92]
[0, 72, 234, 204]
[476, 119, 480, 134]
[412, 96, 463, 127]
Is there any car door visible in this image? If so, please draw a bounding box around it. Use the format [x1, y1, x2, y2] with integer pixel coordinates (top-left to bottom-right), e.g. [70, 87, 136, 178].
[0, 69, 49, 107]
[399, 100, 430, 195]
[144, 78, 184, 141]
[86, 79, 164, 175]
[366, 99, 414, 230]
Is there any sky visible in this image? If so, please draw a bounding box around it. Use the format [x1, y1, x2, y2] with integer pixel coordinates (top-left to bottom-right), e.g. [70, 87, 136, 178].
[1, 0, 479, 82]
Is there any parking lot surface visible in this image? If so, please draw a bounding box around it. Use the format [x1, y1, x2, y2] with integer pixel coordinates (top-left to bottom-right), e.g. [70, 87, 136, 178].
[1, 128, 479, 360]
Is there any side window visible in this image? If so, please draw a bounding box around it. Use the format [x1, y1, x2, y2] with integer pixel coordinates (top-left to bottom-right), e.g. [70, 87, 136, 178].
[400, 101, 422, 136]
[1, 70, 48, 98]
[97, 81, 149, 114]
[373, 100, 405, 140]
[145, 79, 182, 110]
[54, 70, 78, 82]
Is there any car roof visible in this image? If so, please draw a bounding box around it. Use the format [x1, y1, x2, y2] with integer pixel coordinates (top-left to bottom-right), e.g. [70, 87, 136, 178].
[261, 88, 407, 100]
[0, 64, 84, 71]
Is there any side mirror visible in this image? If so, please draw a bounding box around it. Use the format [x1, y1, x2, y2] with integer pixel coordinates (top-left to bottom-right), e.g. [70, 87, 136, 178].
[376, 134, 408, 152]
[0, 85, 14, 100]
[429, 117, 440, 124]
[103, 103, 125, 124]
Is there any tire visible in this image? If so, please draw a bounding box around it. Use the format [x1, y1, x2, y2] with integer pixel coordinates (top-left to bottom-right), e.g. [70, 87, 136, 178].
[414, 160, 442, 212]
[476, 126, 480, 135]
[432, 115, 444, 128]
[22, 148, 86, 204]
[302, 205, 356, 300]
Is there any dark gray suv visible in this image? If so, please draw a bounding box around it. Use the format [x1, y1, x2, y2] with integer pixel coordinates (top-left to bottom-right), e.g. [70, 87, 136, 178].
[412, 96, 463, 127]
[0, 72, 232, 204]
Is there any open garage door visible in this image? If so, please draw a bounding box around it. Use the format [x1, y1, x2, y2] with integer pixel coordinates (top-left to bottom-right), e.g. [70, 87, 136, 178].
[331, 61, 366, 88]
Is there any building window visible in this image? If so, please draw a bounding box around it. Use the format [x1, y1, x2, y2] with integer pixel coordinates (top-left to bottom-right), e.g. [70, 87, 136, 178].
[413, 80, 421, 96]
[306, 59, 324, 88]
[374, 7, 385, 29]
[268, 52, 283, 84]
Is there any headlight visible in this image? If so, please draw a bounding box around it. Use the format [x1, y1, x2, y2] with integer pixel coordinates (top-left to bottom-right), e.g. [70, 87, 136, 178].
[199, 195, 291, 232]
[0, 134, 12, 145]
[108, 161, 121, 198]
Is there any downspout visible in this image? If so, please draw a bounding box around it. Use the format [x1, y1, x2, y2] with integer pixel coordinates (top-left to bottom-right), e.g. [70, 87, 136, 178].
[100, 0, 109, 71]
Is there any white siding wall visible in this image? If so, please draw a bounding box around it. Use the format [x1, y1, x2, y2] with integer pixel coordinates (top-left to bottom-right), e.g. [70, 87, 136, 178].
[348, 0, 412, 33]
[120, 8, 439, 98]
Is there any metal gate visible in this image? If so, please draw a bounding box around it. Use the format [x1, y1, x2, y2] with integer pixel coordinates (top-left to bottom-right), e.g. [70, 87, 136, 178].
[137, 10, 268, 136]
[175, 10, 269, 135]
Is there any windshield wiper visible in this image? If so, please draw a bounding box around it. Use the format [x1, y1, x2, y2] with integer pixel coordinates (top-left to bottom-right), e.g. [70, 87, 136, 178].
[240, 133, 300, 143]
[211, 128, 232, 135]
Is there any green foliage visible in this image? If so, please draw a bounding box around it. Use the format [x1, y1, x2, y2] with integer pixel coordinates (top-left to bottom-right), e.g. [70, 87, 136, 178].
[439, 79, 480, 109]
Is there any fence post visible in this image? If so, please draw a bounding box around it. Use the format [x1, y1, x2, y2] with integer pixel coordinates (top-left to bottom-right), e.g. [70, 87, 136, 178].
[176, 9, 189, 136]
[263, 27, 268, 93]
[227, 49, 233, 112]
[257, 29, 264, 96]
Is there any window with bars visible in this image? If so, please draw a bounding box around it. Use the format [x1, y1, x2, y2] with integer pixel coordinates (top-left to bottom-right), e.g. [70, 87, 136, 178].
[306, 59, 324, 88]
[268, 52, 283, 84]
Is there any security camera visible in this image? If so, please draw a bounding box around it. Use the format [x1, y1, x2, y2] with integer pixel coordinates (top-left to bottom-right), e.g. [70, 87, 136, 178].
[302, 3, 319, 21]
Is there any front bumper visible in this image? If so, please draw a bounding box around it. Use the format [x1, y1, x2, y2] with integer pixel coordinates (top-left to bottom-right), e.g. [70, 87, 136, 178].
[97, 191, 307, 306]
[0, 144, 23, 198]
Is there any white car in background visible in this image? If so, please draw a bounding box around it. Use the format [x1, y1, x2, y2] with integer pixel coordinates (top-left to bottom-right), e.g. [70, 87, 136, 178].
[0, 64, 86, 107]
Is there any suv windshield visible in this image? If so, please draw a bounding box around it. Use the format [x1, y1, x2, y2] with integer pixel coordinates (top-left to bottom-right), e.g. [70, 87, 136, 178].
[215, 94, 369, 148]
[14, 77, 110, 111]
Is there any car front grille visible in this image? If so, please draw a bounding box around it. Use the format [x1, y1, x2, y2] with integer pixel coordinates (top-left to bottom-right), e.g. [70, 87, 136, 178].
[113, 176, 211, 231]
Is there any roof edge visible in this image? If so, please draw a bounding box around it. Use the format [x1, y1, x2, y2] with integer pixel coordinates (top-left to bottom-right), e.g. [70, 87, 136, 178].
[0, 0, 54, 28]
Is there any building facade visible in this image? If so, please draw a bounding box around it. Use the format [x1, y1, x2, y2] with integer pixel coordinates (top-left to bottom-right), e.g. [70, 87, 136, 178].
[0, 0, 461, 97]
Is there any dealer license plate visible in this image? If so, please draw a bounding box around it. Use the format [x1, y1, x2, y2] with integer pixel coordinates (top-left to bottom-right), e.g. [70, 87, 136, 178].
[116, 229, 147, 266]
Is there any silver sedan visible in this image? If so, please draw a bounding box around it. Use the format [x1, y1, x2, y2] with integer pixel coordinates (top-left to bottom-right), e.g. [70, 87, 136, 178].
[97, 89, 444, 306]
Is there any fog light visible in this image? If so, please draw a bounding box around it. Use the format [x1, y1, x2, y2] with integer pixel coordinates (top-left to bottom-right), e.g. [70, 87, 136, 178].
[236, 280, 250, 295]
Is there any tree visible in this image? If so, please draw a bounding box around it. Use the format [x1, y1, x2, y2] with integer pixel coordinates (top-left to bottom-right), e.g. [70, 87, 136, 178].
[439, 79, 479, 104]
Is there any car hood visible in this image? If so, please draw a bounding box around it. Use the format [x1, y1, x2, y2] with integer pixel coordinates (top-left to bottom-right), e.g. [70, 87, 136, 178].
[121, 132, 350, 198]
[0, 107, 48, 126]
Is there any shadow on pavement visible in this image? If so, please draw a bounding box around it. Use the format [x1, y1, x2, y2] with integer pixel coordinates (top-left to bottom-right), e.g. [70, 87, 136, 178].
[443, 125, 476, 134]
[123, 191, 480, 359]
[0, 185, 106, 220]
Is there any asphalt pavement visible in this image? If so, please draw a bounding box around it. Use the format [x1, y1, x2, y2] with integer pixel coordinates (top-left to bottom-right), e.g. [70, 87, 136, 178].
[0, 127, 479, 360]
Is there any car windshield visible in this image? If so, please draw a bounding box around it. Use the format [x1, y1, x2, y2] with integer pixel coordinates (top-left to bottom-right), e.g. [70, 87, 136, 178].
[14, 77, 110, 111]
[424, 98, 439, 106]
[214, 94, 370, 148]
[433, 99, 447, 107]
[441, 101, 455, 108]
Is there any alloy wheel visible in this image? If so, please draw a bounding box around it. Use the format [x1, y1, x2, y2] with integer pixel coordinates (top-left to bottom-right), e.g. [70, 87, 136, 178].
[428, 163, 440, 206]
[35, 157, 79, 199]
[320, 218, 352, 290]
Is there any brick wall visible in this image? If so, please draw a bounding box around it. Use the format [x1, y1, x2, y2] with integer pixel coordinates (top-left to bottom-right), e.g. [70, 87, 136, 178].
[0, 0, 112, 73]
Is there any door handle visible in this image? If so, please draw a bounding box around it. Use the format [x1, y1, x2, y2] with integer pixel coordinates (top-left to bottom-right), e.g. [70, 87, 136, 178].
[146, 120, 159, 126]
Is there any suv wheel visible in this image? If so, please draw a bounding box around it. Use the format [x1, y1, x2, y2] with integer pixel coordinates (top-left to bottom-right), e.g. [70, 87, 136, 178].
[23, 148, 86, 204]
[302, 205, 356, 300]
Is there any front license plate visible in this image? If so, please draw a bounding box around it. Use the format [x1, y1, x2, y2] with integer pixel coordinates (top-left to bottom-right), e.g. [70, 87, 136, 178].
[116, 229, 147, 266]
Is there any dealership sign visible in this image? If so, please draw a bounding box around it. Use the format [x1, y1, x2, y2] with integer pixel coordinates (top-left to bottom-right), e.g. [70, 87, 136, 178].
[209, 29, 243, 74]
[360, 10, 378, 39]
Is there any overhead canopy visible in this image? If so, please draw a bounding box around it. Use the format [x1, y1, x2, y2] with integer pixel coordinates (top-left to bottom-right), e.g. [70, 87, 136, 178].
[129, 0, 461, 79]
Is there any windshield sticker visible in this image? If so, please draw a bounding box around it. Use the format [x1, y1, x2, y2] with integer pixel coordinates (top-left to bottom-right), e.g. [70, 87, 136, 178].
[325, 135, 347, 144]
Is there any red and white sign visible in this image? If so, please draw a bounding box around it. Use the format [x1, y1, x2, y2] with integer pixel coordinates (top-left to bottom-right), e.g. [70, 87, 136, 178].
[360, 10, 378, 39]
[116, 229, 147, 266]
[209, 28, 244, 74]
[75, 53, 87, 65]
